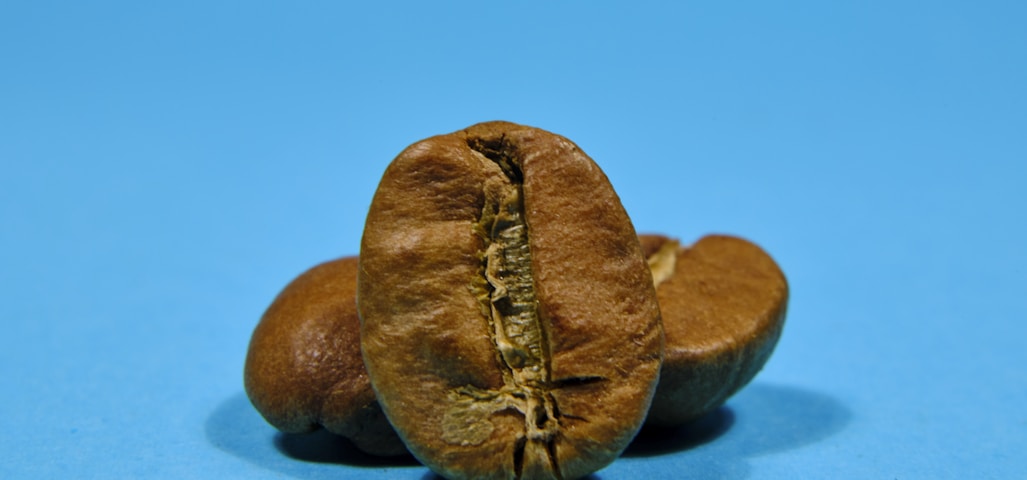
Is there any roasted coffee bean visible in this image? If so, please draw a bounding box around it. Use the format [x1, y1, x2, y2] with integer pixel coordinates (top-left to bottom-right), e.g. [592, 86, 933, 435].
[244, 256, 406, 456]
[358, 122, 663, 480]
[640, 234, 788, 426]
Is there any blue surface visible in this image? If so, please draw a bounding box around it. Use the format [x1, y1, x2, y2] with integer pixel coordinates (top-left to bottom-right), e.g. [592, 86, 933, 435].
[3, 2, 1025, 478]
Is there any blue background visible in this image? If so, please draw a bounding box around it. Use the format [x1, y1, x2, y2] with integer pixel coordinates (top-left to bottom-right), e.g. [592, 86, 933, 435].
[3, 1, 1025, 478]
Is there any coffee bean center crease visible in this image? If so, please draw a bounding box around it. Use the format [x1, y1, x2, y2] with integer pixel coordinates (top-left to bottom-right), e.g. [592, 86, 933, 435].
[438, 137, 575, 478]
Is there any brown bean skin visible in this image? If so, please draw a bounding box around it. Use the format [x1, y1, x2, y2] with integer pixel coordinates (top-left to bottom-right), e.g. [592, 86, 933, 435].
[358, 121, 663, 480]
[640, 234, 789, 426]
[243, 256, 406, 456]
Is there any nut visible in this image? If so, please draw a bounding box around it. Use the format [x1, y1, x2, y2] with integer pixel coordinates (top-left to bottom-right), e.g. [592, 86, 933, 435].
[243, 256, 406, 456]
[358, 121, 663, 479]
[640, 234, 788, 426]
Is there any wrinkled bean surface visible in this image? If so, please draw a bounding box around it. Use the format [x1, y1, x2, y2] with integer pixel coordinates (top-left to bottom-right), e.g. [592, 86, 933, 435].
[359, 122, 663, 480]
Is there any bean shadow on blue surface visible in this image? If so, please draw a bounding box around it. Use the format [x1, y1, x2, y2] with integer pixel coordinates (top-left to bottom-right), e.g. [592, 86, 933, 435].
[623, 382, 851, 478]
[419, 474, 599, 480]
[208, 383, 848, 479]
[419, 474, 601, 480]
[206, 392, 423, 479]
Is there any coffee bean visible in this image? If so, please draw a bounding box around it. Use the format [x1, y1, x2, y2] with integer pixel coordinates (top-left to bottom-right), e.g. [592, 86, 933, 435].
[243, 256, 406, 456]
[640, 234, 788, 426]
[358, 122, 663, 480]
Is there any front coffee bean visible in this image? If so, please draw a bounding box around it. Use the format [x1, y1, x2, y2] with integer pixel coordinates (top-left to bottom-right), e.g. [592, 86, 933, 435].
[358, 122, 663, 480]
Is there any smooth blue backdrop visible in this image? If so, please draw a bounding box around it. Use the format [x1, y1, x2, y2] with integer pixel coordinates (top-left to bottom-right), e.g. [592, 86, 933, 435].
[2, 1, 1025, 478]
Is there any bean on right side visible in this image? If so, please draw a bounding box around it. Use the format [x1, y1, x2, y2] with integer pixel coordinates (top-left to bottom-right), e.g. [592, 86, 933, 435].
[640, 234, 789, 427]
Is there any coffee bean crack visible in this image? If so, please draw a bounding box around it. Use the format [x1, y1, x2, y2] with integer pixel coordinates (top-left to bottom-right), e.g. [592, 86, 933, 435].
[439, 137, 569, 478]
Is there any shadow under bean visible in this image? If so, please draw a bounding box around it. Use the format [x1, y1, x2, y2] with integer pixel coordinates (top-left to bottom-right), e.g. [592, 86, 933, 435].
[207, 382, 850, 478]
[205, 392, 421, 479]
[622, 382, 852, 479]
